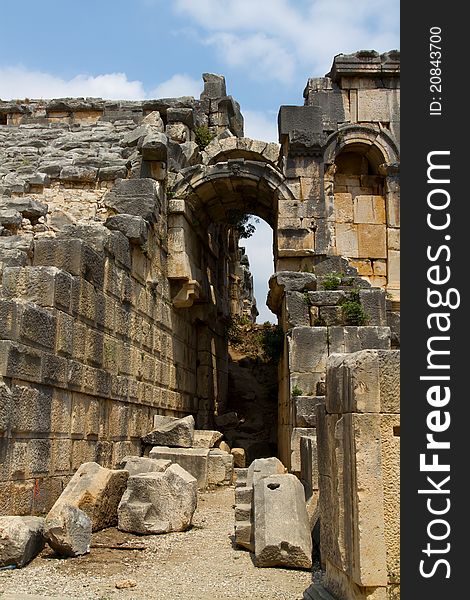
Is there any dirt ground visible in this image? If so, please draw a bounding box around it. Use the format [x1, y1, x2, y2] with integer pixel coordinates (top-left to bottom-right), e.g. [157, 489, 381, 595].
[0, 486, 314, 600]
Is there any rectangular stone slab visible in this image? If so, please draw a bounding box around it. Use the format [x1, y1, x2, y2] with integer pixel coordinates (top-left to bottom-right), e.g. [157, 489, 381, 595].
[254, 473, 312, 569]
[149, 446, 210, 489]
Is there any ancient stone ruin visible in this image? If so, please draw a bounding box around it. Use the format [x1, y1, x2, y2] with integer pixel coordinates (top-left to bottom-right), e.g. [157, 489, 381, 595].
[0, 50, 400, 599]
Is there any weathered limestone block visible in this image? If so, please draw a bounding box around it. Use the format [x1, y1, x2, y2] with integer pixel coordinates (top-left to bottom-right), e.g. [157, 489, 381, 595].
[254, 474, 312, 569]
[166, 122, 190, 143]
[358, 288, 387, 326]
[103, 178, 160, 223]
[142, 111, 164, 131]
[0, 199, 28, 223]
[2, 266, 73, 311]
[121, 124, 153, 147]
[149, 446, 209, 489]
[218, 441, 231, 453]
[247, 457, 286, 488]
[140, 132, 168, 161]
[334, 193, 353, 223]
[45, 505, 91, 557]
[328, 326, 391, 355]
[118, 456, 171, 477]
[288, 327, 328, 374]
[353, 195, 386, 224]
[0, 197, 48, 222]
[207, 449, 233, 485]
[231, 447, 246, 468]
[357, 223, 387, 258]
[0, 516, 45, 567]
[105, 215, 148, 245]
[117, 464, 197, 534]
[142, 414, 195, 448]
[335, 223, 358, 257]
[192, 429, 223, 448]
[47, 462, 129, 532]
[202, 73, 227, 99]
[267, 271, 317, 314]
[294, 396, 324, 427]
[326, 350, 400, 414]
[284, 291, 310, 327]
[59, 165, 98, 183]
[33, 238, 104, 287]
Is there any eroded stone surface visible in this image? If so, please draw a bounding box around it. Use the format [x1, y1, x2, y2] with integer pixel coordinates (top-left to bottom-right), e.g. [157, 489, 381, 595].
[254, 474, 312, 569]
[0, 516, 45, 567]
[45, 505, 91, 557]
[117, 464, 197, 534]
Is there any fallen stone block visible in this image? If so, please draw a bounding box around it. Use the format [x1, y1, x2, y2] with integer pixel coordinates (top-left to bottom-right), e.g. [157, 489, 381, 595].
[45, 505, 91, 557]
[192, 429, 223, 449]
[118, 456, 171, 477]
[218, 440, 231, 453]
[118, 464, 197, 534]
[254, 474, 312, 569]
[47, 462, 128, 532]
[149, 446, 209, 489]
[142, 414, 195, 448]
[0, 516, 45, 568]
[207, 449, 233, 485]
[231, 447, 246, 468]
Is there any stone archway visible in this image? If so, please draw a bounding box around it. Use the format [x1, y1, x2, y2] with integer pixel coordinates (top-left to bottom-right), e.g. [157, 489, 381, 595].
[322, 126, 400, 297]
[166, 149, 292, 455]
[167, 152, 295, 303]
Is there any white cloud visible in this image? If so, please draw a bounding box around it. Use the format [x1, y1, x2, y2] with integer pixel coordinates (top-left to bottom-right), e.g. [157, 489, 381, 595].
[149, 73, 203, 98]
[0, 67, 147, 100]
[204, 33, 295, 82]
[0, 67, 202, 101]
[243, 110, 278, 143]
[168, 0, 399, 80]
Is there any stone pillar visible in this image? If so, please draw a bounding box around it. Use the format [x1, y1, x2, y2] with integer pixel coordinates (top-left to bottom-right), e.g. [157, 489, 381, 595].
[318, 349, 400, 600]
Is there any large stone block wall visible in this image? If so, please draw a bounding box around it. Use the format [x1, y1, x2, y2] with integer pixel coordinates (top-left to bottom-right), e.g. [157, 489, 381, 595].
[317, 349, 400, 600]
[268, 267, 391, 471]
[0, 222, 205, 514]
[0, 76, 248, 515]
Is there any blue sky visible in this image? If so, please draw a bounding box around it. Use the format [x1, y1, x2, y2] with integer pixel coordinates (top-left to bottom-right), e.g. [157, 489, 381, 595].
[0, 0, 399, 322]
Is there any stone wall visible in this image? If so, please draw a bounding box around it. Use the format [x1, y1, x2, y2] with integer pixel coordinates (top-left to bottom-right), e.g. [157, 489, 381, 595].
[0, 76, 250, 514]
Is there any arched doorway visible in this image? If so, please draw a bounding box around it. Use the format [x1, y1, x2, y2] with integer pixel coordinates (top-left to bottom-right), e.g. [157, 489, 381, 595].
[167, 153, 292, 458]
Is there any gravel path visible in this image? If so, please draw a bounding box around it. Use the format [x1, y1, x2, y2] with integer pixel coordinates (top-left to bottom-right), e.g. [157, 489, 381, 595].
[0, 487, 313, 600]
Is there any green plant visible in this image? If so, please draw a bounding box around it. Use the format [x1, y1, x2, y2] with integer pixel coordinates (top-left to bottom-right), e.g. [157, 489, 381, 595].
[340, 291, 369, 325]
[292, 385, 303, 397]
[259, 323, 284, 362]
[195, 126, 214, 149]
[225, 315, 245, 344]
[227, 209, 259, 239]
[321, 271, 343, 290]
